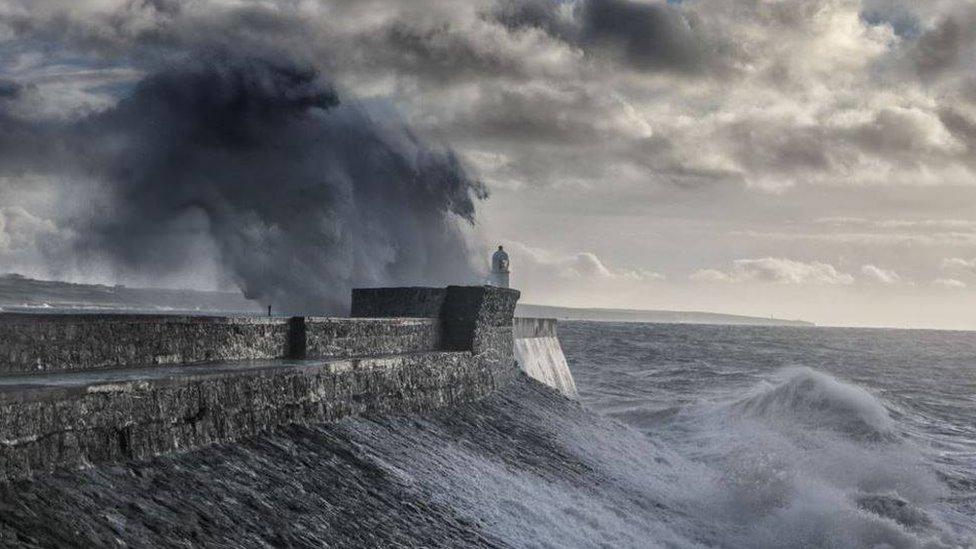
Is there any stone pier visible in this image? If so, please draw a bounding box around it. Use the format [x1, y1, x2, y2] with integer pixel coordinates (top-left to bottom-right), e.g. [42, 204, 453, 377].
[0, 285, 522, 480]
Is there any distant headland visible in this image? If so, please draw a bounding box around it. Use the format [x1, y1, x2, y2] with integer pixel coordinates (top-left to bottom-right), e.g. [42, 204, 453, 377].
[517, 303, 814, 328]
[0, 273, 261, 314]
[0, 274, 812, 327]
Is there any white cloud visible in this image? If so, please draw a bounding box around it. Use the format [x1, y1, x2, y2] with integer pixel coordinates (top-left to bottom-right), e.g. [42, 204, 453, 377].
[689, 269, 732, 282]
[691, 258, 854, 285]
[539, 249, 664, 282]
[504, 242, 664, 284]
[933, 278, 967, 288]
[816, 218, 976, 231]
[735, 230, 976, 247]
[941, 257, 976, 271]
[860, 264, 903, 284]
[494, 241, 667, 307]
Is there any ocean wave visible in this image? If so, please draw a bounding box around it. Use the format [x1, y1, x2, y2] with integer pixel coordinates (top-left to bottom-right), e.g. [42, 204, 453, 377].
[724, 366, 895, 440]
[560, 321, 976, 545]
[641, 366, 968, 547]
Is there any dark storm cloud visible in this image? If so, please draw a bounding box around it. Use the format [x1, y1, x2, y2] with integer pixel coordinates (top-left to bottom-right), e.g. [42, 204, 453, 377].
[939, 108, 976, 162]
[914, 18, 967, 75]
[0, 56, 486, 313]
[579, 0, 706, 72]
[0, 80, 22, 99]
[910, 5, 976, 76]
[496, 0, 709, 73]
[494, 0, 573, 36]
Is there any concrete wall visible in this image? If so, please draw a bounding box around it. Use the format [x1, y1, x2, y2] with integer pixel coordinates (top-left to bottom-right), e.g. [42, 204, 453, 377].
[0, 286, 523, 480]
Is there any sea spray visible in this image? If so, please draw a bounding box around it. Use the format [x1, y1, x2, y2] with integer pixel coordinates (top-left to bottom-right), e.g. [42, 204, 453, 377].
[560, 322, 975, 546]
[0, 56, 486, 313]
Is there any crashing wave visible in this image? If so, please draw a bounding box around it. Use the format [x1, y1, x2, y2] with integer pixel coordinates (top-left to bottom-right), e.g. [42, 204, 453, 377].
[724, 366, 895, 440]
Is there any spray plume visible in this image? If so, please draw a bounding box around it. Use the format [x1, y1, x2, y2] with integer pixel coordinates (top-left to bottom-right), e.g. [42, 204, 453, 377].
[0, 55, 487, 313]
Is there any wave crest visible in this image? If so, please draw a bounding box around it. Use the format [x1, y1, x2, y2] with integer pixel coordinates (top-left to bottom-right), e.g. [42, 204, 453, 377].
[727, 367, 894, 439]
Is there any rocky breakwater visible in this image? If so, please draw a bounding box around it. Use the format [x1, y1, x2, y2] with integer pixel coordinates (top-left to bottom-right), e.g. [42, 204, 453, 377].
[0, 285, 520, 481]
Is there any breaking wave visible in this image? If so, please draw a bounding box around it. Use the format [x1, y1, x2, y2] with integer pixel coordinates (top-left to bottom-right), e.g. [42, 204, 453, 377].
[725, 366, 894, 439]
[658, 367, 963, 547]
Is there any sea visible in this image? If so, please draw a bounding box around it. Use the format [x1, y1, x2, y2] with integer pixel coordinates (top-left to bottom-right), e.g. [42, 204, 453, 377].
[2, 312, 975, 548]
[558, 321, 976, 547]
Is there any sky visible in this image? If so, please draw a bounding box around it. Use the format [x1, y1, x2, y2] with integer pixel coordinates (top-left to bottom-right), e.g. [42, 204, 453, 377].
[1, 0, 976, 328]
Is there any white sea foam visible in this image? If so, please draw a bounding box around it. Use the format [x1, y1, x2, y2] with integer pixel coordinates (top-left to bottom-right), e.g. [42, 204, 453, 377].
[655, 367, 961, 546]
[663, 368, 963, 547]
[516, 365, 964, 547]
[349, 365, 969, 548]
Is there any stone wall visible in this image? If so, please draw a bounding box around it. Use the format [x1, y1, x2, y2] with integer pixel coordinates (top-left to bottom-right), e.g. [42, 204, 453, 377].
[0, 314, 444, 374]
[0, 315, 292, 374]
[0, 352, 501, 481]
[351, 285, 521, 387]
[304, 317, 440, 359]
[0, 286, 524, 480]
[350, 287, 446, 318]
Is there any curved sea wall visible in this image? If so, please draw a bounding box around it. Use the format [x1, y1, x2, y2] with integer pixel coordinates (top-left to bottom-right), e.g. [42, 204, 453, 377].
[513, 317, 577, 397]
[0, 285, 574, 481]
[0, 377, 647, 548]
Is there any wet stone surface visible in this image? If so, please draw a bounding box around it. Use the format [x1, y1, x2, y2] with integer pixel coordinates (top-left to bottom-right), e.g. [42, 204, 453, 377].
[0, 377, 596, 549]
[0, 315, 292, 374]
[0, 351, 515, 481]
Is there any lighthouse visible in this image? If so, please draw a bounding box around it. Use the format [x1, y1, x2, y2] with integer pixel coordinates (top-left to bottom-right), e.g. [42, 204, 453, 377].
[489, 245, 510, 288]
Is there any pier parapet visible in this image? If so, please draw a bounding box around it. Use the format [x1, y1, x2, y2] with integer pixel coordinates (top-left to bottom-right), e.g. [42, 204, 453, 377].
[353, 285, 520, 387]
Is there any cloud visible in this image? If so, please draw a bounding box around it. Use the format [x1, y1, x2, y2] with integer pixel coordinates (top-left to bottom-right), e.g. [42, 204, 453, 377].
[911, 4, 976, 76]
[941, 257, 976, 272]
[816, 218, 976, 231]
[689, 269, 731, 282]
[860, 264, 904, 284]
[6, 0, 976, 198]
[0, 80, 22, 99]
[551, 251, 663, 281]
[734, 230, 976, 247]
[506, 242, 664, 283]
[691, 258, 854, 285]
[578, 0, 709, 73]
[3, 0, 976, 326]
[933, 277, 967, 288]
[497, 0, 711, 74]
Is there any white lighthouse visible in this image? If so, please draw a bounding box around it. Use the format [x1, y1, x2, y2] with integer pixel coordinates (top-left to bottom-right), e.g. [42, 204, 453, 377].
[489, 245, 510, 288]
